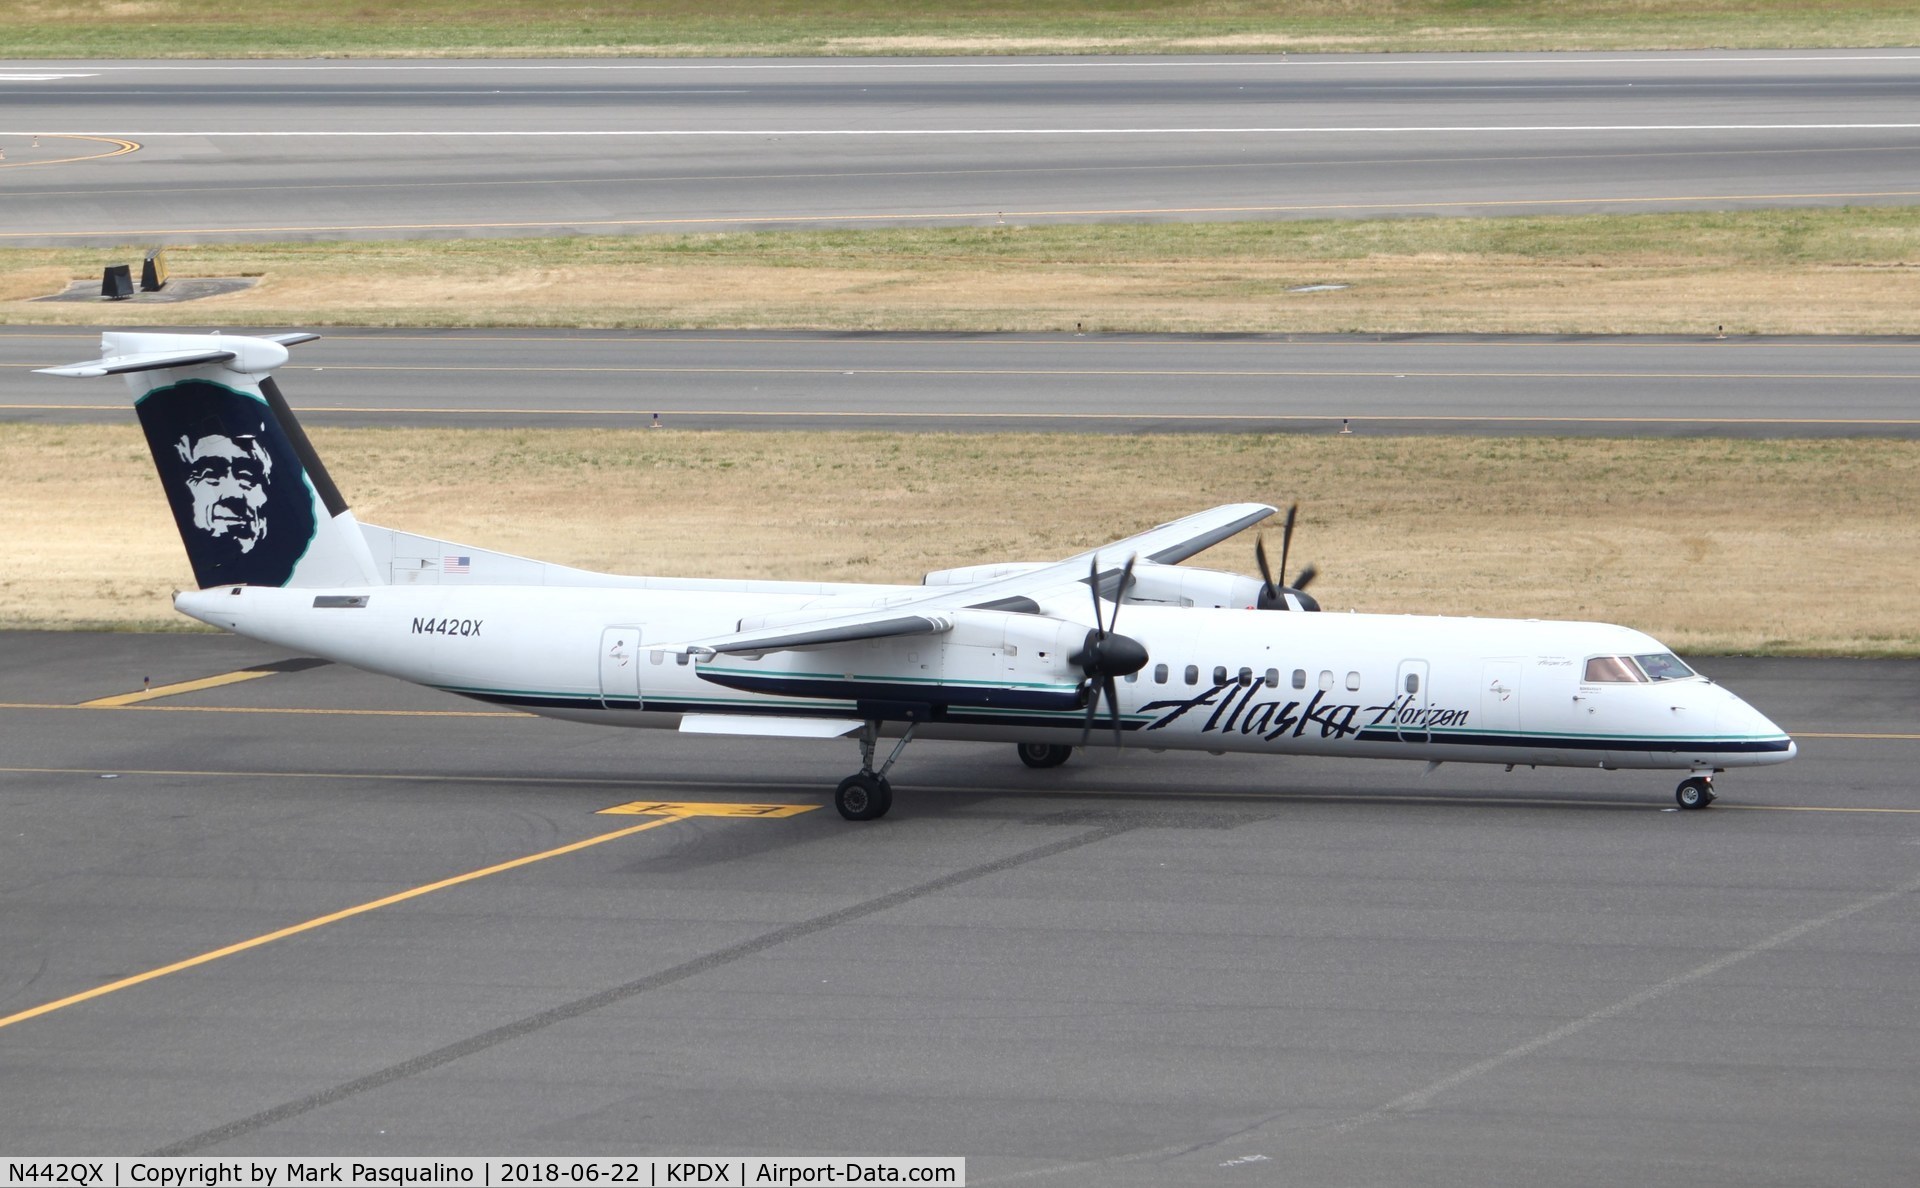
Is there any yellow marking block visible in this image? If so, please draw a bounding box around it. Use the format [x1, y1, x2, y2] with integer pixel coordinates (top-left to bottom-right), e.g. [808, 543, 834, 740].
[81, 668, 279, 707]
[0, 812, 689, 1034]
[601, 800, 818, 818]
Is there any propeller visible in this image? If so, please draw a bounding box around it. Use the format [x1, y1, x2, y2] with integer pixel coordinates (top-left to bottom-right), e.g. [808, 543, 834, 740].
[1070, 553, 1150, 746]
[1254, 503, 1322, 611]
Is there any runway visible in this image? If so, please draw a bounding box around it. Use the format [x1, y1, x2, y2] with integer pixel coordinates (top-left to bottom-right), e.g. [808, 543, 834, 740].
[6, 327, 1919, 435]
[3, 51, 1919, 244]
[2, 633, 1917, 1174]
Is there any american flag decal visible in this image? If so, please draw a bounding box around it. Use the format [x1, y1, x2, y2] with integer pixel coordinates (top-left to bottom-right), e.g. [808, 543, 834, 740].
[443, 555, 471, 574]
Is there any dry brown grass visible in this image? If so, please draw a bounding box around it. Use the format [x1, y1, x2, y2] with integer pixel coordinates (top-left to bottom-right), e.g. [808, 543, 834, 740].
[4, 426, 1913, 655]
[9, 210, 1917, 334]
[6, 0, 1918, 57]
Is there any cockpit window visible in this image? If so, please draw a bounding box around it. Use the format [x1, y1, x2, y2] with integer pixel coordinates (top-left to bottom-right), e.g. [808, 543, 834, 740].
[1633, 653, 1695, 682]
[1583, 655, 1646, 683]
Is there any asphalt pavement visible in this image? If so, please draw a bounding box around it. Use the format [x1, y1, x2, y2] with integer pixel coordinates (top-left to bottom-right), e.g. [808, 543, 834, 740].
[2, 51, 1917, 244]
[1, 632, 1917, 1179]
[6, 327, 1918, 435]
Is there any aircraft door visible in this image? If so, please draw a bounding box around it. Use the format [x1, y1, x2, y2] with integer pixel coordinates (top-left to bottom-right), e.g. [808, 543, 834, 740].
[1481, 661, 1522, 737]
[599, 626, 643, 710]
[1394, 659, 1432, 743]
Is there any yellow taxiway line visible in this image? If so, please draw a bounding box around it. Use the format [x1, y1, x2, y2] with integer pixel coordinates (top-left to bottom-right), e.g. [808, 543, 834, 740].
[0, 134, 139, 171]
[80, 668, 281, 707]
[0, 800, 807, 1034]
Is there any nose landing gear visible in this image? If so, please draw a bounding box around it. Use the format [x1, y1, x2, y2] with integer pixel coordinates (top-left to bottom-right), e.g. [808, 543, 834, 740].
[1675, 775, 1716, 810]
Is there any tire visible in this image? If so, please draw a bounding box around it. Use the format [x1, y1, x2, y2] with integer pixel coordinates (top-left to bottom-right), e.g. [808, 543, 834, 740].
[1675, 777, 1713, 810]
[1017, 742, 1073, 769]
[836, 773, 891, 821]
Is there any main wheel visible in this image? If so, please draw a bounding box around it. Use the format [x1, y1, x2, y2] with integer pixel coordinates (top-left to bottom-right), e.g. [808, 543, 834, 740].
[835, 773, 892, 821]
[1675, 776, 1715, 810]
[1017, 742, 1074, 769]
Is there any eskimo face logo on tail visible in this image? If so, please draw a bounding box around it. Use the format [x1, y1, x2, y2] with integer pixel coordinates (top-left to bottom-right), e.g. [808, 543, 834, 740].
[177, 428, 271, 550]
[137, 380, 316, 588]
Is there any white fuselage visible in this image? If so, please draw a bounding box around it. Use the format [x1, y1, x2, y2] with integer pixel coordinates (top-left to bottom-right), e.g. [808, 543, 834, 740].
[176, 581, 1795, 775]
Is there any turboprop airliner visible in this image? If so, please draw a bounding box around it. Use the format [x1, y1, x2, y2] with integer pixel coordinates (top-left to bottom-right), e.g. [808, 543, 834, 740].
[39, 332, 1796, 819]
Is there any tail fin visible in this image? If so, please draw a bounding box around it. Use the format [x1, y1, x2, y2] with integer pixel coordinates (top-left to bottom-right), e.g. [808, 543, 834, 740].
[38, 331, 380, 590]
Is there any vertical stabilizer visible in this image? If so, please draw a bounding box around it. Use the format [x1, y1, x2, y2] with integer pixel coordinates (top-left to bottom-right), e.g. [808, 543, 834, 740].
[37, 331, 381, 590]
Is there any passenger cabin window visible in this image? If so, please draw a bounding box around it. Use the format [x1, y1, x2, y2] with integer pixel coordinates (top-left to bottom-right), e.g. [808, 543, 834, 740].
[1184, 664, 1199, 686]
[1265, 668, 1280, 688]
[1154, 663, 1169, 684]
[650, 650, 665, 665]
[1319, 670, 1334, 691]
[1238, 667, 1254, 688]
[1292, 669, 1307, 690]
[1404, 672, 1419, 695]
[1346, 671, 1361, 691]
[1124, 671, 1137, 683]
[1583, 655, 1646, 683]
[1213, 665, 1229, 686]
[1635, 652, 1696, 682]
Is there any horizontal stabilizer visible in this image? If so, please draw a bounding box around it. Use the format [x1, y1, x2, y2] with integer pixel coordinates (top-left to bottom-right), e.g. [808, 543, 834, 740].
[678, 714, 864, 739]
[36, 331, 318, 379]
[36, 348, 237, 378]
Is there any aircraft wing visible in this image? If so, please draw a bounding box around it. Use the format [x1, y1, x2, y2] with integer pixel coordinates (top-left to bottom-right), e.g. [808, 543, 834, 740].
[1055, 502, 1277, 569]
[662, 503, 1274, 657]
[931, 501, 1277, 609]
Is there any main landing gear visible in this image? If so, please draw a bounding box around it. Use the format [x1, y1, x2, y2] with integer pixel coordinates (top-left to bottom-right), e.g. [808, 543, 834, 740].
[1017, 742, 1074, 769]
[1675, 774, 1717, 810]
[835, 722, 918, 821]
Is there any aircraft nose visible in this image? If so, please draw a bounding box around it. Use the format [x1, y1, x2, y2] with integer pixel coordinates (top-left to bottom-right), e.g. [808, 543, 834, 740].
[1717, 693, 1796, 761]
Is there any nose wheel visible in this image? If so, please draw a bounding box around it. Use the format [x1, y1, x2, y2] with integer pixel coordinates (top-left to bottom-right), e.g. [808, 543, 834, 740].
[1675, 775, 1716, 810]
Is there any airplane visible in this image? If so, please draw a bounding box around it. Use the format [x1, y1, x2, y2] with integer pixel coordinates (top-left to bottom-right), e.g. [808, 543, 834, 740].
[38, 331, 1796, 819]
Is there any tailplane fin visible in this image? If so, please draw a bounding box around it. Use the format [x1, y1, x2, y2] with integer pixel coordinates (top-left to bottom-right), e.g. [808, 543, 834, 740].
[39, 331, 380, 590]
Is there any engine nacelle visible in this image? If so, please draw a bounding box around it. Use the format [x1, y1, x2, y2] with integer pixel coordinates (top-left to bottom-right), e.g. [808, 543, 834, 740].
[696, 608, 1093, 714]
[1121, 562, 1266, 609]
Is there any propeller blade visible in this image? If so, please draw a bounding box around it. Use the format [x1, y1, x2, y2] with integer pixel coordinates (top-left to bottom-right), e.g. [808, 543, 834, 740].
[1104, 674, 1124, 748]
[1254, 534, 1277, 600]
[1276, 503, 1298, 587]
[1087, 554, 1104, 634]
[1292, 563, 1319, 592]
[1111, 554, 1137, 634]
[1079, 678, 1098, 747]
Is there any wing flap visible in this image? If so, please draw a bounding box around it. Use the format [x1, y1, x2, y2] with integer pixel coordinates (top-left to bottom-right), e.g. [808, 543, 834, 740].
[678, 714, 863, 738]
